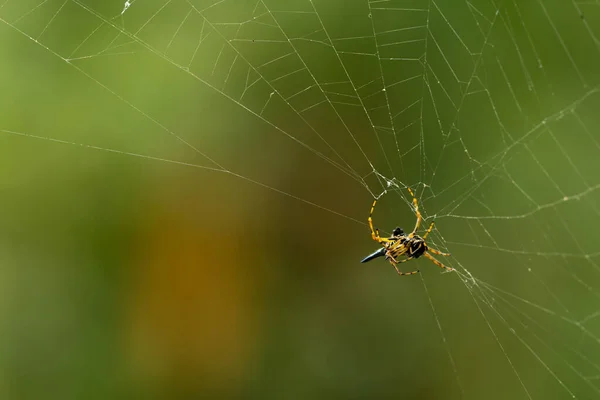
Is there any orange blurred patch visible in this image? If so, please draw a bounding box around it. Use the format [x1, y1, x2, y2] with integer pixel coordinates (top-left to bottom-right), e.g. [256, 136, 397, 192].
[124, 180, 262, 395]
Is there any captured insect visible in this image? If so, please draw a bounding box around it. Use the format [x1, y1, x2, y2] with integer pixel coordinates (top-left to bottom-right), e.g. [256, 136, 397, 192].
[361, 188, 454, 276]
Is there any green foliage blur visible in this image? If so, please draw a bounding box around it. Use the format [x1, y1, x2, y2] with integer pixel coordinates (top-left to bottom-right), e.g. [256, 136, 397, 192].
[1, 1, 600, 399]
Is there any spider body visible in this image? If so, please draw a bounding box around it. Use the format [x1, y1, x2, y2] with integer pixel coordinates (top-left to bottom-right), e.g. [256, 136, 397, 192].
[404, 234, 427, 258]
[361, 228, 425, 262]
[361, 188, 453, 276]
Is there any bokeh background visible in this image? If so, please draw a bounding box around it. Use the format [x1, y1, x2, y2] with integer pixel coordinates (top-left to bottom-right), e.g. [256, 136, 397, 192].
[1, 0, 600, 399]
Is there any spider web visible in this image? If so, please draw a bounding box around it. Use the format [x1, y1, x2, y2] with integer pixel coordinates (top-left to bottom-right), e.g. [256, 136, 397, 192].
[2, 0, 600, 398]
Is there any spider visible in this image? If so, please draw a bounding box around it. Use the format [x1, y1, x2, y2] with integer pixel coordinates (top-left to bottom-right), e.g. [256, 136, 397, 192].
[361, 188, 453, 276]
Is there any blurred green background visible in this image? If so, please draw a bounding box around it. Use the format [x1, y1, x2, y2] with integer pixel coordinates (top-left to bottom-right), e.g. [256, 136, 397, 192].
[1, 0, 600, 399]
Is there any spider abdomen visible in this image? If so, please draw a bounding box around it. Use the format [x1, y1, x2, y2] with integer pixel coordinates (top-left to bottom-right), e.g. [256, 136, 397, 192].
[407, 236, 427, 258]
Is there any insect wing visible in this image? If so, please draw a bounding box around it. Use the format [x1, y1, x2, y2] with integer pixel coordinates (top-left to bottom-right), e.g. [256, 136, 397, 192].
[360, 247, 386, 263]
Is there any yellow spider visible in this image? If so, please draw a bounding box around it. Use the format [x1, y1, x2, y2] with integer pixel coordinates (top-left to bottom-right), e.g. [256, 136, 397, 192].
[361, 188, 453, 276]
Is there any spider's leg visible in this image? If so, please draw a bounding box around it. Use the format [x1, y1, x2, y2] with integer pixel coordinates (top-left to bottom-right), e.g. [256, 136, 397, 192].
[387, 252, 399, 264]
[390, 257, 419, 276]
[368, 199, 383, 242]
[422, 221, 435, 239]
[424, 252, 454, 271]
[407, 188, 422, 233]
[427, 247, 450, 257]
[388, 241, 409, 260]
